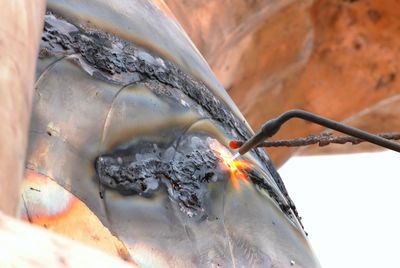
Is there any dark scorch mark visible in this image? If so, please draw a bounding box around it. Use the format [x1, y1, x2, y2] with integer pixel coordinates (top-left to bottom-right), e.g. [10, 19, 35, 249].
[95, 136, 224, 217]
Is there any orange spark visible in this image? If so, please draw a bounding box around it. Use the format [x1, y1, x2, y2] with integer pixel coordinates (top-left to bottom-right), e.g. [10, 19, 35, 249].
[208, 139, 252, 191]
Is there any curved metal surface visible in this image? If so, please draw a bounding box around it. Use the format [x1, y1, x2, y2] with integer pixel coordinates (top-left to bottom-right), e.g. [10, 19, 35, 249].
[22, 1, 320, 267]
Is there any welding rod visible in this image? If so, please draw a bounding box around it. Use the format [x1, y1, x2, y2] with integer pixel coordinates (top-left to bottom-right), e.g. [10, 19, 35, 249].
[235, 109, 400, 157]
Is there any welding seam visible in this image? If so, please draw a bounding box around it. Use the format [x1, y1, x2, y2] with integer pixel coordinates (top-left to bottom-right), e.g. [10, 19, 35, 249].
[99, 81, 142, 147]
[251, 167, 290, 210]
[34, 56, 113, 225]
[171, 117, 211, 153]
[99, 78, 137, 225]
[97, 82, 138, 225]
[34, 55, 67, 90]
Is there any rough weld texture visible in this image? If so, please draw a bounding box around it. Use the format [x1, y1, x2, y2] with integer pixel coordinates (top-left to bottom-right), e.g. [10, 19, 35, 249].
[41, 12, 300, 222]
[40, 13, 253, 140]
[95, 137, 221, 218]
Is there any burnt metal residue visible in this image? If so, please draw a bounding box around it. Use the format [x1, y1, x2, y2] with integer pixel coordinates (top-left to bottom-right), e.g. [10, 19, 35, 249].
[41, 11, 300, 223]
[95, 136, 223, 217]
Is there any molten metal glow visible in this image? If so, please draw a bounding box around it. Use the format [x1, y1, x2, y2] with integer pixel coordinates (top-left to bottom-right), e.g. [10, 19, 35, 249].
[208, 139, 252, 191]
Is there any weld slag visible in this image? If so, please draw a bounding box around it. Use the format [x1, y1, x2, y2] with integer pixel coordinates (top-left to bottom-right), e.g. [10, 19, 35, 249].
[95, 135, 233, 218]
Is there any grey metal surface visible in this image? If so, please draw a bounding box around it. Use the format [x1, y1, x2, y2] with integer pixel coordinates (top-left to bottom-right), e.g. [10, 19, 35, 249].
[24, 1, 320, 267]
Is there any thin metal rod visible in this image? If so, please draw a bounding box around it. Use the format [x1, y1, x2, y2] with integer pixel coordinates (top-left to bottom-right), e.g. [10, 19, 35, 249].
[237, 109, 400, 156]
[230, 132, 400, 148]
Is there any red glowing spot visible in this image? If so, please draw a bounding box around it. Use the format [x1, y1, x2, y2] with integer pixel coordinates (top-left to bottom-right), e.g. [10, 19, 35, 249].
[208, 139, 252, 191]
[228, 140, 241, 149]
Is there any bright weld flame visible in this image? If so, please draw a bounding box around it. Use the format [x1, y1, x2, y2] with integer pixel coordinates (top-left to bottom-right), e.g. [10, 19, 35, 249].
[208, 139, 252, 191]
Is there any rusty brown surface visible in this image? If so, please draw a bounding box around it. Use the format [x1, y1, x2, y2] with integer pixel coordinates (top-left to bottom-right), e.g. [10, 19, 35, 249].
[166, 0, 400, 166]
[0, 1, 46, 215]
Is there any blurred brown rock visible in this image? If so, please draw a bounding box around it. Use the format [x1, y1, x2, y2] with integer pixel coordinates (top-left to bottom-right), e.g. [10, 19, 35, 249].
[166, 0, 400, 166]
[0, 0, 45, 215]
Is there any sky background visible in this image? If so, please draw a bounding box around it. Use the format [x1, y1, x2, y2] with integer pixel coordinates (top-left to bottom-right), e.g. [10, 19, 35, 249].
[279, 150, 399, 268]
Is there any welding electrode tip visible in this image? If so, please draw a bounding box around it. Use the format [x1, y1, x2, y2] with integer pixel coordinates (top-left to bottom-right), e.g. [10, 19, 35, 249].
[231, 152, 241, 161]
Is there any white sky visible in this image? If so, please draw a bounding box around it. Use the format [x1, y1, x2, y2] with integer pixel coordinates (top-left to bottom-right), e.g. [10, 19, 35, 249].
[279, 151, 400, 268]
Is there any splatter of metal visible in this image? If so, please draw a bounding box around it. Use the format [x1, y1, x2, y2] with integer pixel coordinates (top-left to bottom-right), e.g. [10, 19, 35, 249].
[41, 11, 299, 222]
